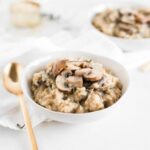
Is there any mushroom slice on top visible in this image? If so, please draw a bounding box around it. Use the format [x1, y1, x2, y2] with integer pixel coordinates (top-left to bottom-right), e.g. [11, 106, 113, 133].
[52, 59, 67, 77]
[75, 68, 92, 76]
[69, 61, 91, 68]
[61, 70, 72, 77]
[66, 62, 80, 70]
[56, 75, 72, 92]
[90, 76, 107, 89]
[84, 63, 104, 81]
[66, 76, 83, 88]
[66, 60, 92, 70]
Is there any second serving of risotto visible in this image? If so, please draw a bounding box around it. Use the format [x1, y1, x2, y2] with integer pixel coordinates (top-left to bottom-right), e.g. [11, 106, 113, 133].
[92, 8, 150, 39]
[31, 58, 122, 113]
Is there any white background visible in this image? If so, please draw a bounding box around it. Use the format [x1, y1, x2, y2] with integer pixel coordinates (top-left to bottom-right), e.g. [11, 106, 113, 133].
[0, 0, 150, 150]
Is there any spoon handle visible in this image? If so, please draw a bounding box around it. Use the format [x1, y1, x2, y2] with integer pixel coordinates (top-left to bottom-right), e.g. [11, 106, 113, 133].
[19, 94, 38, 150]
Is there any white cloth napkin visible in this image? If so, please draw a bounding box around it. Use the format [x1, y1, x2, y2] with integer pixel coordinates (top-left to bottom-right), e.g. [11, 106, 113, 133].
[0, 30, 124, 130]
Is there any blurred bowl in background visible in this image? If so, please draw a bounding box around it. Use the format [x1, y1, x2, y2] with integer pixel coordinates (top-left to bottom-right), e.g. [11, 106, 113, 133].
[88, 2, 150, 51]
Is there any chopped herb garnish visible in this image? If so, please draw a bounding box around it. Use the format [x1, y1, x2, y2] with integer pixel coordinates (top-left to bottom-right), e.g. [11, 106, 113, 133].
[16, 123, 25, 129]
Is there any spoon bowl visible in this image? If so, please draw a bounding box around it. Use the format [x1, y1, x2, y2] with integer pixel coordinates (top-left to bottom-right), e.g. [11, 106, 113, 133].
[3, 62, 23, 95]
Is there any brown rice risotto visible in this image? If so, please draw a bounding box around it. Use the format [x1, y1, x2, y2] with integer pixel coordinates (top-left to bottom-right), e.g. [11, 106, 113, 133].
[92, 8, 150, 39]
[31, 58, 122, 113]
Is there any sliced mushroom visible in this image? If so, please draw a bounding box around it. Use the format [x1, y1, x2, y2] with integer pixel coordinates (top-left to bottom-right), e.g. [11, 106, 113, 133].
[84, 63, 104, 81]
[66, 62, 80, 70]
[61, 70, 72, 77]
[52, 59, 67, 77]
[108, 9, 120, 22]
[75, 68, 92, 76]
[66, 76, 83, 88]
[92, 13, 116, 36]
[56, 75, 72, 92]
[90, 76, 106, 89]
[66, 60, 92, 71]
[120, 14, 135, 24]
[134, 12, 149, 23]
[117, 23, 138, 34]
[84, 91, 104, 111]
[69, 61, 91, 68]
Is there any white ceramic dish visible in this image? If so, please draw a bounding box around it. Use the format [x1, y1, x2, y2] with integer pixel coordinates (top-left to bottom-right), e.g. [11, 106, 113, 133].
[21, 50, 129, 124]
[88, 2, 150, 51]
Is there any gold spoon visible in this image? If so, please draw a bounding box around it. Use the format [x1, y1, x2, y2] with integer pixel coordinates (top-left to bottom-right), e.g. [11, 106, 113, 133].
[3, 62, 38, 150]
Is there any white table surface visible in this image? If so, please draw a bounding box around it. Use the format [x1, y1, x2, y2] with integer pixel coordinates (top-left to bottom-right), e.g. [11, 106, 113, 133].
[0, 0, 150, 150]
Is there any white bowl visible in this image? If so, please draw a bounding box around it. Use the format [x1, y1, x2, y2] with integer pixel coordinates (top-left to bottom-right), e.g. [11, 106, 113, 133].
[88, 2, 150, 51]
[21, 50, 129, 124]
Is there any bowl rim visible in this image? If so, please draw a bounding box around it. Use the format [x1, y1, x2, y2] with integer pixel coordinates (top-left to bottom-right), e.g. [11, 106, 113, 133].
[21, 50, 130, 117]
[89, 2, 150, 41]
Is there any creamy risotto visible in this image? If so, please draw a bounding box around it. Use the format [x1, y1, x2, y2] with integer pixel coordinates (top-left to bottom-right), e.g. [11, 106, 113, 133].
[31, 59, 122, 113]
[92, 8, 150, 39]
